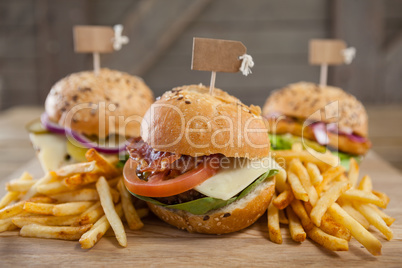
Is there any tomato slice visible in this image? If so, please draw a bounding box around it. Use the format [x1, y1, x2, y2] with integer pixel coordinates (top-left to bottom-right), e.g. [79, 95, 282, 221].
[123, 156, 219, 197]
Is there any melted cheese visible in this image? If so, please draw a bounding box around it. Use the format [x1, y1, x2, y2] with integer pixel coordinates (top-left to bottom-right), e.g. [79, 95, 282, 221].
[194, 157, 283, 200]
[29, 133, 71, 172]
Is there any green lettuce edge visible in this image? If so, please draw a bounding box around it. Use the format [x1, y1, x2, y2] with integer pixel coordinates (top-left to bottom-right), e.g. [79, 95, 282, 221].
[128, 169, 278, 215]
[269, 133, 362, 170]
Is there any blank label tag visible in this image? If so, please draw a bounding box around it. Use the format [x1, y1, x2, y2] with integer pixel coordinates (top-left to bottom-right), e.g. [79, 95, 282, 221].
[192, 37, 246, 73]
[309, 39, 346, 65]
[73, 26, 114, 53]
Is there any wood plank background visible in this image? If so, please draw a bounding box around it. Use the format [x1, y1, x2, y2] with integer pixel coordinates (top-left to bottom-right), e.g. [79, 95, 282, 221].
[0, 0, 401, 110]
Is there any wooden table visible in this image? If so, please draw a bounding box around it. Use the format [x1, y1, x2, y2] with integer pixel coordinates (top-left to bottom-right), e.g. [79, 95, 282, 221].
[0, 106, 401, 266]
[0, 152, 401, 267]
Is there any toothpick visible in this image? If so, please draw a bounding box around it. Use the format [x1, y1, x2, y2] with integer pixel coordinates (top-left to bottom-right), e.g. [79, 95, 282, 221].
[319, 64, 328, 87]
[209, 71, 216, 95]
[93, 52, 100, 76]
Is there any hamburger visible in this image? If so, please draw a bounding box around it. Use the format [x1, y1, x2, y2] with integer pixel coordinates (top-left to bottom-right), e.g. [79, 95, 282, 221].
[123, 84, 283, 234]
[263, 82, 371, 169]
[27, 68, 154, 172]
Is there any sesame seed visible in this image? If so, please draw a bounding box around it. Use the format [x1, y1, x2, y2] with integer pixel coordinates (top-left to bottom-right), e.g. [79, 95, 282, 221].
[203, 215, 209, 221]
[223, 213, 231, 218]
[185, 100, 191, 104]
[217, 222, 222, 226]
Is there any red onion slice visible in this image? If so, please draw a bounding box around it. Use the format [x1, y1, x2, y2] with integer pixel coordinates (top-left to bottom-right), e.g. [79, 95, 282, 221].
[344, 133, 367, 143]
[310, 122, 329, 145]
[41, 113, 127, 154]
[41, 113, 66, 135]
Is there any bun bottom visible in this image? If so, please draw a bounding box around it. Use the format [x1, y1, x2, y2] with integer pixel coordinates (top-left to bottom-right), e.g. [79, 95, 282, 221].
[147, 177, 275, 234]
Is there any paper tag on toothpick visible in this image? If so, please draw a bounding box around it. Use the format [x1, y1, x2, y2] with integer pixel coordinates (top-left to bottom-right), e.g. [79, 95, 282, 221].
[192, 37, 247, 73]
[192, 37, 253, 95]
[309, 39, 356, 86]
[73, 26, 114, 53]
[309, 39, 347, 65]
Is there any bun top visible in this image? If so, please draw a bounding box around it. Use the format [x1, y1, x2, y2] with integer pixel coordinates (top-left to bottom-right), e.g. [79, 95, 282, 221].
[141, 84, 270, 158]
[262, 82, 368, 137]
[45, 68, 154, 138]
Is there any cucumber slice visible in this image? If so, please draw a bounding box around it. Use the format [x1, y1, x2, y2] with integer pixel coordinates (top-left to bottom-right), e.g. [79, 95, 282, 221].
[26, 118, 49, 134]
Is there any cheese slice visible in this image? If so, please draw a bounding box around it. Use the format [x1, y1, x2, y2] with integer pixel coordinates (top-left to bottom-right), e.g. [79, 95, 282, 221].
[194, 157, 283, 200]
[29, 133, 72, 172]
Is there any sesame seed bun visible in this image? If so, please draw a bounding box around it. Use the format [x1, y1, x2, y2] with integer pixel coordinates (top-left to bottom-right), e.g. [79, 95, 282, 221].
[262, 82, 368, 137]
[141, 84, 270, 159]
[147, 176, 275, 234]
[45, 68, 154, 138]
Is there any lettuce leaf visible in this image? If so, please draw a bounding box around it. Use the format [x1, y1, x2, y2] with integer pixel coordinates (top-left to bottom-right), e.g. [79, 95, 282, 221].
[129, 169, 278, 215]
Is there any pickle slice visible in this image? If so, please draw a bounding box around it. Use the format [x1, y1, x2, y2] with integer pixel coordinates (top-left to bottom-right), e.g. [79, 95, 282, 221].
[26, 118, 49, 134]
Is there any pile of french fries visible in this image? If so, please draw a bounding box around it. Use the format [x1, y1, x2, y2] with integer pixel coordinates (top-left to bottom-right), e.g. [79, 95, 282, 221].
[269, 143, 395, 256]
[0, 148, 147, 249]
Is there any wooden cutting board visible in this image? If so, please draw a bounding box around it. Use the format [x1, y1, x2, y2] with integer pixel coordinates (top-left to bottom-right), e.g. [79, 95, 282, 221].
[1, 152, 401, 267]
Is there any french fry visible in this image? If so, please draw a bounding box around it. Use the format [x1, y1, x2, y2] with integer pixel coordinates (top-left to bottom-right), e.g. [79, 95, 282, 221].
[50, 189, 99, 203]
[328, 203, 382, 256]
[20, 223, 92, 241]
[109, 188, 121, 204]
[272, 150, 338, 167]
[290, 199, 314, 231]
[52, 201, 94, 216]
[36, 181, 73, 195]
[274, 169, 288, 193]
[79, 203, 123, 249]
[357, 175, 372, 192]
[22, 171, 57, 200]
[310, 181, 350, 226]
[307, 226, 349, 251]
[118, 180, 143, 230]
[86, 149, 120, 178]
[63, 173, 100, 187]
[273, 189, 294, 210]
[6, 180, 37, 192]
[372, 190, 390, 208]
[56, 161, 97, 177]
[267, 194, 282, 244]
[342, 189, 385, 208]
[306, 162, 322, 186]
[12, 215, 78, 227]
[79, 215, 109, 249]
[316, 166, 345, 195]
[288, 171, 308, 202]
[291, 143, 303, 151]
[278, 209, 289, 224]
[304, 202, 351, 241]
[107, 176, 121, 188]
[368, 204, 395, 226]
[0, 201, 25, 220]
[340, 202, 370, 229]
[348, 158, 359, 187]
[0, 218, 17, 232]
[96, 176, 126, 247]
[23, 202, 55, 215]
[0, 192, 20, 210]
[289, 159, 318, 205]
[354, 203, 393, 240]
[286, 206, 306, 242]
[73, 202, 104, 226]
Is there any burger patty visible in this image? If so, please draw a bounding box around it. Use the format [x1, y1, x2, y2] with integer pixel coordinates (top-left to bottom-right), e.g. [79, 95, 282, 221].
[155, 189, 206, 205]
[265, 118, 371, 155]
